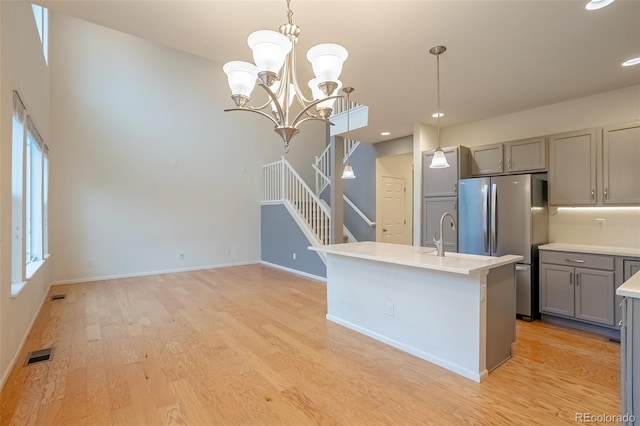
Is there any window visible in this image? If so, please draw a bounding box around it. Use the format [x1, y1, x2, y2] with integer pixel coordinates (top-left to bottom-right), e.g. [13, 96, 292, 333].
[31, 4, 48, 64]
[11, 91, 50, 289]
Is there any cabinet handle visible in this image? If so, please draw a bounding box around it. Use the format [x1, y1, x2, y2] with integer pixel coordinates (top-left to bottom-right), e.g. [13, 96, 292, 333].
[454, 183, 457, 193]
[619, 320, 623, 327]
[576, 273, 580, 286]
[454, 199, 457, 210]
[591, 189, 595, 200]
[565, 258, 585, 263]
[619, 302, 623, 308]
[498, 159, 502, 168]
[569, 273, 573, 285]
[507, 158, 511, 169]
[605, 188, 608, 199]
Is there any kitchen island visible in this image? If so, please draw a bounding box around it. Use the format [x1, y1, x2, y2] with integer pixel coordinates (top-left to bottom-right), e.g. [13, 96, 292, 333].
[310, 241, 523, 382]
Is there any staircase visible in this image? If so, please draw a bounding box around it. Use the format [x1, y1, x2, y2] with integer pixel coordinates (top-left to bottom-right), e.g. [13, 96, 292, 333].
[261, 99, 374, 264]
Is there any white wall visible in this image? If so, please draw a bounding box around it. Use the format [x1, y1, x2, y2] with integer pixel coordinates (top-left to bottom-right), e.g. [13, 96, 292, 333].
[49, 13, 325, 284]
[0, 1, 51, 388]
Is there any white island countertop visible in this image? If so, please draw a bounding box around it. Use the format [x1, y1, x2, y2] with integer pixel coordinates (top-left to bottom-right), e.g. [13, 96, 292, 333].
[310, 241, 522, 275]
[539, 243, 640, 257]
[617, 270, 640, 298]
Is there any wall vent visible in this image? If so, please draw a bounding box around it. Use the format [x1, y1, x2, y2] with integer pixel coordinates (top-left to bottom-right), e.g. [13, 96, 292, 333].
[51, 294, 66, 300]
[26, 348, 53, 365]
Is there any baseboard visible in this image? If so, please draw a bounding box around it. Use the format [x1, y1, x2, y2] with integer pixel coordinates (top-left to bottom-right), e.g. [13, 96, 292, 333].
[0, 280, 52, 392]
[51, 261, 258, 285]
[260, 261, 326, 282]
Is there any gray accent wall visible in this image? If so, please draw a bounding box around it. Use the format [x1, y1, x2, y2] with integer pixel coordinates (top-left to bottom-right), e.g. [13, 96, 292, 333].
[344, 143, 376, 241]
[261, 204, 326, 278]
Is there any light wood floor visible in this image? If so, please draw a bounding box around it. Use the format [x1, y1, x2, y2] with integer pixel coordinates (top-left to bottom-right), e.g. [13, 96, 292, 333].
[0, 264, 620, 425]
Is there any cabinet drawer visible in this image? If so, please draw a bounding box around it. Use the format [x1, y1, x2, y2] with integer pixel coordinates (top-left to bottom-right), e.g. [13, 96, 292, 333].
[540, 250, 614, 270]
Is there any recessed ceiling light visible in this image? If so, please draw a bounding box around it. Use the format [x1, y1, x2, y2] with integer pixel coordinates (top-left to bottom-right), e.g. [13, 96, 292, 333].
[622, 57, 640, 67]
[380, 132, 391, 136]
[585, 0, 615, 10]
[432, 112, 444, 118]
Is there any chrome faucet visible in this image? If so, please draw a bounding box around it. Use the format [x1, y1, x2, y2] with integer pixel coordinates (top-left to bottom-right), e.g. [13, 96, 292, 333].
[433, 212, 457, 257]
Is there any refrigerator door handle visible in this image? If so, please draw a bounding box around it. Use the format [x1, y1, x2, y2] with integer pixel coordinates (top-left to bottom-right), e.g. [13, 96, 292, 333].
[491, 183, 497, 252]
[483, 184, 489, 253]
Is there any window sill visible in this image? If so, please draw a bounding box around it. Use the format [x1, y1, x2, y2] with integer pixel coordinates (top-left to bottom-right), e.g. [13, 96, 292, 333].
[12, 258, 48, 298]
[26, 259, 45, 280]
[11, 281, 28, 298]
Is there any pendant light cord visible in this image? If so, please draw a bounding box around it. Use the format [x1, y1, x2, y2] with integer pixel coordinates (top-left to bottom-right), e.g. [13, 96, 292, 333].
[436, 52, 441, 150]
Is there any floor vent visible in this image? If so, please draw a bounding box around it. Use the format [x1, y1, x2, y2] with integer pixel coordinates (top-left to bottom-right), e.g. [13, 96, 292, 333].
[51, 294, 66, 300]
[26, 348, 53, 365]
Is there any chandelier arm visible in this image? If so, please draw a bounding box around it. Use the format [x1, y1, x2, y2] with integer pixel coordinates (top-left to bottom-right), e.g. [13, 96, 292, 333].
[287, 33, 314, 105]
[258, 82, 287, 125]
[291, 94, 343, 128]
[223, 107, 281, 127]
[294, 116, 335, 127]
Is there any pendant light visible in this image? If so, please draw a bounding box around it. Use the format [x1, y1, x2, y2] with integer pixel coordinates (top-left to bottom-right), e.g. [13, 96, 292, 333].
[341, 87, 356, 179]
[429, 45, 450, 169]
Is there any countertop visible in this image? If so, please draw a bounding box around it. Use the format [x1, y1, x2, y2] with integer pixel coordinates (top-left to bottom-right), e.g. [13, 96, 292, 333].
[617, 270, 640, 298]
[310, 241, 522, 275]
[539, 243, 640, 258]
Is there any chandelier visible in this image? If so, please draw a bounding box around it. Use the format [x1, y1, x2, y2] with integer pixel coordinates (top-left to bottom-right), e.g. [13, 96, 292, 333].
[222, 0, 349, 152]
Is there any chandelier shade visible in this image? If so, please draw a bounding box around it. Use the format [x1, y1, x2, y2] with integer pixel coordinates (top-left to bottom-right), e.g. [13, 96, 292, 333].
[306, 43, 349, 87]
[222, 61, 258, 106]
[247, 30, 292, 84]
[222, 0, 350, 152]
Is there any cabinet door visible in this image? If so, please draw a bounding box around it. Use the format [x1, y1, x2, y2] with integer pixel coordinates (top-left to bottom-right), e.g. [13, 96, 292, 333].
[505, 137, 546, 173]
[603, 123, 640, 204]
[423, 147, 459, 197]
[470, 144, 503, 176]
[575, 268, 615, 325]
[624, 260, 640, 281]
[540, 263, 575, 317]
[549, 129, 597, 205]
[422, 197, 457, 252]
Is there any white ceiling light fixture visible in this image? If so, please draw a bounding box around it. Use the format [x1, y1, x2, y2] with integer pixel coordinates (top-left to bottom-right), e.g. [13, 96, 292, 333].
[429, 45, 450, 169]
[622, 57, 640, 67]
[222, 0, 349, 152]
[341, 87, 356, 180]
[585, 0, 615, 10]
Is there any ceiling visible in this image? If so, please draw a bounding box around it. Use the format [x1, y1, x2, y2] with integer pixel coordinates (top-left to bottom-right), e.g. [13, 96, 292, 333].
[38, 0, 640, 143]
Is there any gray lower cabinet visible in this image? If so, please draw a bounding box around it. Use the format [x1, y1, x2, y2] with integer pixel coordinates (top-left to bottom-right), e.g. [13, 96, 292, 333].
[540, 250, 615, 326]
[422, 197, 457, 252]
[621, 296, 639, 425]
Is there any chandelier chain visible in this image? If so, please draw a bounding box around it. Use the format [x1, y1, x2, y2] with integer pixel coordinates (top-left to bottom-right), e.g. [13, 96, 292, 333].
[286, 0, 294, 24]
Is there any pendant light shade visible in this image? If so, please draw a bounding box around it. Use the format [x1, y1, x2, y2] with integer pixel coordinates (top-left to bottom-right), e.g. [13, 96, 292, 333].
[428, 45, 450, 169]
[341, 87, 356, 179]
[430, 148, 449, 169]
[341, 164, 356, 179]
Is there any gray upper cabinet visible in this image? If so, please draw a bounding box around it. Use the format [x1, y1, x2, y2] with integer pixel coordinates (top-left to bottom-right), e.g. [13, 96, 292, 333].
[470, 138, 546, 176]
[603, 123, 640, 205]
[504, 137, 547, 173]
[549, 129, 597, 205]
[470, 144, 503, 176]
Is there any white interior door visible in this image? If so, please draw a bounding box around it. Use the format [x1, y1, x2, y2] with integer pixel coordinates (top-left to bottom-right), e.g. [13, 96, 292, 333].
[381, 176, 406, 244]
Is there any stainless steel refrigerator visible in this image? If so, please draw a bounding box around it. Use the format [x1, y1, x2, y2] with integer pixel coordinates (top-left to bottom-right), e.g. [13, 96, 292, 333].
[458, 174, 548, 321]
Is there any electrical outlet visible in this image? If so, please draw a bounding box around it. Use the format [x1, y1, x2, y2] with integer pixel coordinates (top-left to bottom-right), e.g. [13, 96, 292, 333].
[386, 302, 394, 316]
[177, 253, 184, 260]
[596, 218, 606, 230]
[87, 259, 92, 267]
[292, 253, 297, 260]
